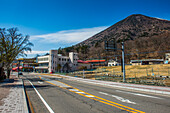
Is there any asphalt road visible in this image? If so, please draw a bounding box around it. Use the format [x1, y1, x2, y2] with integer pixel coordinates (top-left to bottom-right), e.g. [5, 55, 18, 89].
[22, 73, 170, 113]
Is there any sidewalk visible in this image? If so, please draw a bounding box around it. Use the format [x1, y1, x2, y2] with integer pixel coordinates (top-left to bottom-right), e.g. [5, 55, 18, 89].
[0, 75, 28, 113]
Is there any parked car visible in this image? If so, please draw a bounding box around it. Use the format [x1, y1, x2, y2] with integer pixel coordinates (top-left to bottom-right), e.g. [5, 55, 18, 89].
[18, 72, 23, 75]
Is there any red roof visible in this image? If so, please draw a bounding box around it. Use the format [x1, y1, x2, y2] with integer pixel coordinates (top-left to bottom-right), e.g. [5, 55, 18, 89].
[86, 60, 106, 63]
[78, 60, 90, 64]
[12, 66, 23, 70]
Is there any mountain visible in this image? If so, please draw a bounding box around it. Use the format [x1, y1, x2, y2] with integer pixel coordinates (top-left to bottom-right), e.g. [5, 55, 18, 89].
[78, 14, 170, 46]
[62, 14, 170, 61]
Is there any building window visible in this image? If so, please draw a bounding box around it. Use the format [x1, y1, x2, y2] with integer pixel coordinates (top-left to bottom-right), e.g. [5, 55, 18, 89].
[38, 57, 49, 62]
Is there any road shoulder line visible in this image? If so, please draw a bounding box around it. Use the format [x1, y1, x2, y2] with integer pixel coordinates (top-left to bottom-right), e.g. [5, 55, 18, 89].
[28, 80, 54, 113]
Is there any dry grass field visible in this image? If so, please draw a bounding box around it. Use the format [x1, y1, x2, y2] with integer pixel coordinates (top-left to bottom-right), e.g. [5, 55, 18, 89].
[69, 64, 170, 86]
[72, 64, 170, 78]
[103, 64, 170, 78]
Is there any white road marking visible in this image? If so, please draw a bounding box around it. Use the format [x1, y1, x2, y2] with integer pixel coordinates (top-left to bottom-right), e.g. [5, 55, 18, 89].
[75, 92, 85, 94]
[69, 89, 79, 91]
[28, 80, 54, 113]
[116, 90, 163, 99]
[99, 92, 136, 104]
[85, 95, 94, 97]
[38, 81, 43, 84]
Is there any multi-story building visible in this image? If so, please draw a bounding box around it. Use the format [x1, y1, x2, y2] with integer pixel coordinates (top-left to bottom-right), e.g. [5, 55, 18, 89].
[35, 50, 78, 73]
[12, 58, 37, 72]
[35, 55, 49, 73]
[69, 52, 78, 71]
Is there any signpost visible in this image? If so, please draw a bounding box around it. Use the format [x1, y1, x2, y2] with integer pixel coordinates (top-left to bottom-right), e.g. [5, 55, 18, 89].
[105, 38, 117, 51]
[105, 38, 126, 82]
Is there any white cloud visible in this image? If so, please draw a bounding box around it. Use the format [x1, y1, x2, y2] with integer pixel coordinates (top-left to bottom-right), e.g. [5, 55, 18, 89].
[26, 50, 49, 55]
[30, 26, 108, 44]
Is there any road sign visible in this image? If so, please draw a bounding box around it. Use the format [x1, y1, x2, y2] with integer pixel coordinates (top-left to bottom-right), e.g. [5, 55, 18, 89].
[105, 39, 117, 51]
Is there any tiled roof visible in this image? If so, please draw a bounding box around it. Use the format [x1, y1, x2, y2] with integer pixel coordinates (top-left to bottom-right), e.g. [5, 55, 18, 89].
[78, 60, 90, 64]
[86, 60, 106, 63]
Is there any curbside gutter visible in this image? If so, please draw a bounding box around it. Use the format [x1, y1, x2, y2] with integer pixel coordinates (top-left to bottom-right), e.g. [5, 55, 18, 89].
[21, 79, 29, 113]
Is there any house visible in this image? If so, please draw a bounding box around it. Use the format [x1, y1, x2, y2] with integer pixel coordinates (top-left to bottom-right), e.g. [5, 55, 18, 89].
[165, 53, 170, 63]
[77, 60, 91, 70]
[130, 59, 164, 65]
[85, 59, 106, 69]
[108, 60, 121, 66]
[35, 50, 78, 73]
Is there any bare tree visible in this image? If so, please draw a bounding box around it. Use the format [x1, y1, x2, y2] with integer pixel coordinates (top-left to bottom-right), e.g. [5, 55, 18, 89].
[0, 28, 33, 78]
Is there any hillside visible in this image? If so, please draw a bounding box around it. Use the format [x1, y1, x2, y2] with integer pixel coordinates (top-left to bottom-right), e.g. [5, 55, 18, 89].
[78, 14, 170, 46]
[61, 14, 170, 62]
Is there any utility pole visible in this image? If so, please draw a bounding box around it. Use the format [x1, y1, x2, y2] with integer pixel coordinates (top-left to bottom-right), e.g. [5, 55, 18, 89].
[122, 42, 126, 82]
[105, 38, 126, 82]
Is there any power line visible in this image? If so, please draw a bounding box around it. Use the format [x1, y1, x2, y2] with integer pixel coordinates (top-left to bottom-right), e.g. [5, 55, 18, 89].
[106, 50, 170, 57]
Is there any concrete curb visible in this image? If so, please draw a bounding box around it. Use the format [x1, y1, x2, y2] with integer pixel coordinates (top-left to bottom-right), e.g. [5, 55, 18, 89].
[21, 79, 29, 113]
[56, 74, 170, 96]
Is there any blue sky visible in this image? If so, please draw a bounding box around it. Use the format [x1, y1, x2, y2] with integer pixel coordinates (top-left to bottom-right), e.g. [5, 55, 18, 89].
[0, 0, 170, 57]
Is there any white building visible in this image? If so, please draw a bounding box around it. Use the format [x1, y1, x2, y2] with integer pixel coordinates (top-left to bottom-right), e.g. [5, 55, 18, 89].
[108, 60, 120, 66]
[165, 53, 170, 63]
[35, 50, 78, 73]
[35, 55, 49, 73]
[69, 52, 78, 71]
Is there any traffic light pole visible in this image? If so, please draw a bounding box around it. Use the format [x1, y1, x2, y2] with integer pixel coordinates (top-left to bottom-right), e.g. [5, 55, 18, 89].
[122, 42, 126, 82]
[18, 60, 20, 78]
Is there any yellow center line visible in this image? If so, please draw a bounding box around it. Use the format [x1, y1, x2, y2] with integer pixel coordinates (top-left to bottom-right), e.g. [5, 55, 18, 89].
[56, 79, 145, 113]
[39, 76, 145, 113]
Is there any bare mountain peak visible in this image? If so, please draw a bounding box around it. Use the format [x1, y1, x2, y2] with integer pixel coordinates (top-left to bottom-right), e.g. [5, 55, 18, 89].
[78, 14, 170, 46]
